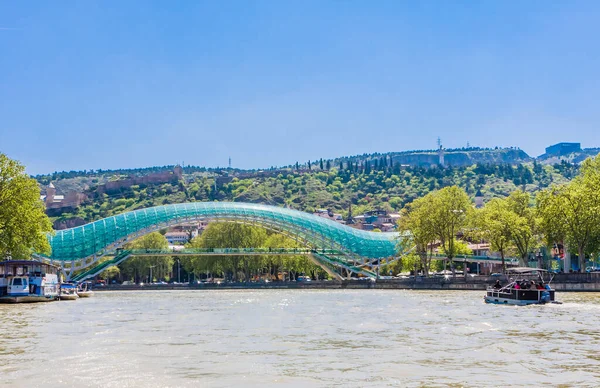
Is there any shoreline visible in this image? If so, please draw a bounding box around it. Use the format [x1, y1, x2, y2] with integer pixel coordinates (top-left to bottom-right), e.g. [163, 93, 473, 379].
[93, 278, 600, 292]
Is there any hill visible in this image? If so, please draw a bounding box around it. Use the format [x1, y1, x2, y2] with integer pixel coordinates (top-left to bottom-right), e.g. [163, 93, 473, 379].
[36, 157, 580, 229]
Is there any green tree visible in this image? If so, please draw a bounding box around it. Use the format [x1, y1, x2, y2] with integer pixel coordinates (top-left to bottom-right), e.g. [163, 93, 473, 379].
[121, 231, 171, 282]
[262, 233, 300, 280]
[0, 154, 53, 259]
[469, 198, 512, 272]
[190, 223, 267, 281]
[397, 194, 436, 276]
[505, 191, 538, 266]
[429, 186, 472, 273]
[99, 265, 120, 282]
[537, 156, 600, 271]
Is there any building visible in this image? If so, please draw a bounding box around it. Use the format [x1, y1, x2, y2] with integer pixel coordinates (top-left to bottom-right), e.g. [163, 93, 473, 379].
[474, 189, 484, 209]
[545, 142, 581, 157]
[96, 166, 183, 194]
[467, 242, 491, 257]
[314, 209, 345, 224]
[165, 232, 191, 244]
[40, 183, 87, 211]
[351, 210, 400, 232]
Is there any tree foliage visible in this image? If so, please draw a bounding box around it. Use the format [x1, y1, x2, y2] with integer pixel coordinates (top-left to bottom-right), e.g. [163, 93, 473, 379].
[469, 198, 513, 271]
[429, 186, 472, 262]
[0, 153, 53, 259]
[537, 155, 600, 269]
[120, 232, 171, 282]
[182, 222, 329, 282]
[397, 194, 436, 275]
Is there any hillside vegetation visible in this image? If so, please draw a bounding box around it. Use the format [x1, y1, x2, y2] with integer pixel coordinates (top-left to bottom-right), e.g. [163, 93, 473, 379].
[39, 159, 579, 227]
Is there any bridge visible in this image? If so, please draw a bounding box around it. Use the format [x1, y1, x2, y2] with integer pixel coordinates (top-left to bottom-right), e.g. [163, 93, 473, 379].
[37, 202, 519, 281]
[38, 202, 399, 280]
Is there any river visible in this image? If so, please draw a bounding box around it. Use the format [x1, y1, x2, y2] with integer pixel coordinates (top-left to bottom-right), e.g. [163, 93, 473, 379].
[1, 290, 599, 387]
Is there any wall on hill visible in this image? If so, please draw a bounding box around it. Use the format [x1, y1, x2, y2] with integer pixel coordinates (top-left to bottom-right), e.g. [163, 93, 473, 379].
[392, 149, 530, 167]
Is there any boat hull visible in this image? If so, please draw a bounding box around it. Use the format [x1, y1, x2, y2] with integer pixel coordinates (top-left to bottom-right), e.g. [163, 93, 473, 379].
[77, 291, 94, 298]
[485, 288, 555, 306]
[484, 295, 547, 306]
[60, 294, 79, 301]
[0, 295, 57, 304]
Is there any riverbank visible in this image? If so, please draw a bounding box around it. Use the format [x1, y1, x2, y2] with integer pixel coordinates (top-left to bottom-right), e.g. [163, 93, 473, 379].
[95, 273, 600, 292]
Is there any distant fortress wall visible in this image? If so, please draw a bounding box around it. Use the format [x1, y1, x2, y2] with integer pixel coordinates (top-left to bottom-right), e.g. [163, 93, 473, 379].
[97, 166, 183, 194]
[391, 149, 531, 167]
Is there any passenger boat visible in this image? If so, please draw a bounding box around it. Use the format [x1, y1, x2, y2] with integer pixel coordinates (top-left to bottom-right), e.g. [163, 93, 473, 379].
[0, 260, 60, 303]
[484, 267, 558, 306]
[77, 281, 94, 297]
[59, 283, 79, 300]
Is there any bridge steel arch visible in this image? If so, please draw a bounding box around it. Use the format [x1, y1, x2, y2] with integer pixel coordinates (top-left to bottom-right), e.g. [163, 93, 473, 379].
[40, 202, 399, 278]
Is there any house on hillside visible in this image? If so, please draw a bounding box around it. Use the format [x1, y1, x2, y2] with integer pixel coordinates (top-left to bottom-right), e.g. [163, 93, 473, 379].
[40, 182, 87, 211]
[351, 210, 400, 232]
[313, 209, 345, 224]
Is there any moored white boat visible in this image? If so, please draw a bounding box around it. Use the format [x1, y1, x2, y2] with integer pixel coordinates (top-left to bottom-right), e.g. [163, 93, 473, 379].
[0, 260, 60, 303]
[77, 281, 94, 297]
[60, 283, 79, 300]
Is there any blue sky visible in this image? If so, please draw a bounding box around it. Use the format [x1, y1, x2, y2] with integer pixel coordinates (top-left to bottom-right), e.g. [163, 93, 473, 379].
[1, 1, 599, 175]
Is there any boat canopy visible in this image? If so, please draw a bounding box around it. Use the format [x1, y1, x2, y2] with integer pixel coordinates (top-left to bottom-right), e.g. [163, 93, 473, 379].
[507, 267, 549, 273]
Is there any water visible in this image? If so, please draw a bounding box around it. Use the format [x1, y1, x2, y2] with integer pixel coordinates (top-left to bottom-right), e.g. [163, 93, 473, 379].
[1, 290, 600, 387]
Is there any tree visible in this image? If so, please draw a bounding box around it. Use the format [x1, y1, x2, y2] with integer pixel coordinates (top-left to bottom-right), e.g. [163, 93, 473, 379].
[0, 153, 53, 259]
[262, 233, 300, 280]
[99, 265, 120, 282]
[190, 223, 267, 281]
[469, 198, 512, 272]
[121, 231, 171, 282]
[429, 186, 472, 274]
[397, 194, 436, 276]
[505, 191, 538, 266]
[537, 156, 600, 271]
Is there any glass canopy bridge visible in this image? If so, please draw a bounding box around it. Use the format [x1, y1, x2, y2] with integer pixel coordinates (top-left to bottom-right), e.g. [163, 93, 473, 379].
[38, 202, 399, 280]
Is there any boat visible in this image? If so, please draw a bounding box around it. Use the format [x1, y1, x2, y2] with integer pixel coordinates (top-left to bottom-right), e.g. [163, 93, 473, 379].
[59, 283, 79, 300]
[0, 260, 60, 303]
[484, 267, 559, 306]
[77, 281, 94, 297]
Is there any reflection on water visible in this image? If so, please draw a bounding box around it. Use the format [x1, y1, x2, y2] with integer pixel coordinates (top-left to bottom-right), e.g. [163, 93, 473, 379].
[1, 290, 600, 387]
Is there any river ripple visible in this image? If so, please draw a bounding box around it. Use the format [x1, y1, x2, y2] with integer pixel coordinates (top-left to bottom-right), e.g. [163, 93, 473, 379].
[1, 290, 599, 387]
